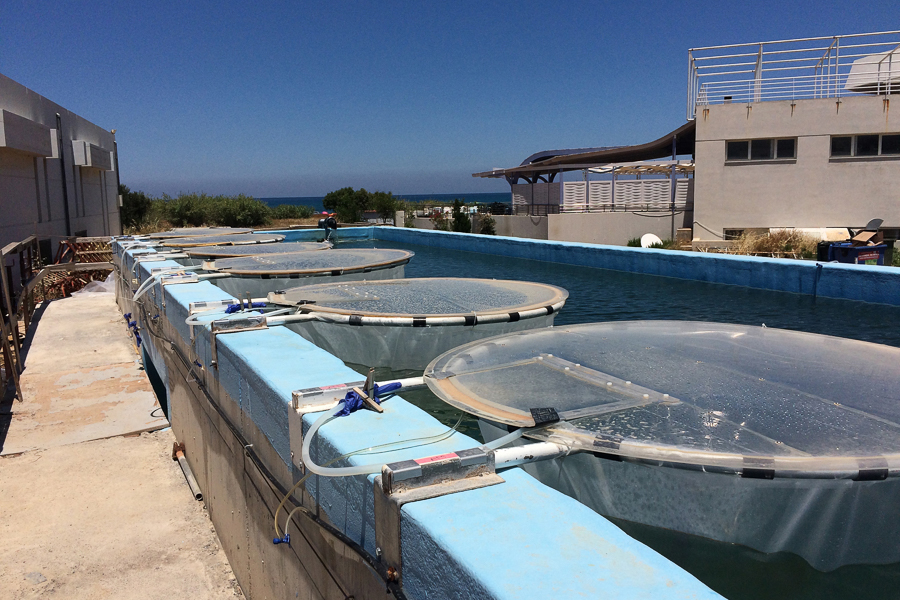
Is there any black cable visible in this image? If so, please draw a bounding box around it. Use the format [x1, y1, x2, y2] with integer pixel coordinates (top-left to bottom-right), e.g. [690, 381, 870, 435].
[166, 338, 408, 599]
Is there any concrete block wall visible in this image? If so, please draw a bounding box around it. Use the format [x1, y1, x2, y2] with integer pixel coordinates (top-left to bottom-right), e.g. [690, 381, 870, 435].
[547, 211, 692, 246]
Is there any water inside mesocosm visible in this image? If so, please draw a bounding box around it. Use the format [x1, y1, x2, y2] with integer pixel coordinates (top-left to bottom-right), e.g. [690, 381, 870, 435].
[335, 237, 900, 600]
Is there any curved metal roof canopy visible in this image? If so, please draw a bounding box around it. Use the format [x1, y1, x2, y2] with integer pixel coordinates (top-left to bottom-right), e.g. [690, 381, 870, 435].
[473, 121, 695, 182]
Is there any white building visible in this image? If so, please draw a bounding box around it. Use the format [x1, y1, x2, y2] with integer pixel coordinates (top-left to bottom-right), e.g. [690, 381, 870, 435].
[1, 73, 121, 261]
[474, 31, 900, 248]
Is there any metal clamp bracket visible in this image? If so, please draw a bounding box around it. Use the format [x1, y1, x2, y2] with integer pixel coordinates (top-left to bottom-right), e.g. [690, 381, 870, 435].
[159, 272, 199, 286]
[188, 299, 240, 340]
[290, 367, 379, 414]
[292, 380, 366, 413]
[373, 447, 504, 584]
[210, 315, 268, 368]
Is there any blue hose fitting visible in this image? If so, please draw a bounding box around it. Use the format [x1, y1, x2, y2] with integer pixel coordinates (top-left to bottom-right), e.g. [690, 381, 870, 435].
[273, 534, 290, 545]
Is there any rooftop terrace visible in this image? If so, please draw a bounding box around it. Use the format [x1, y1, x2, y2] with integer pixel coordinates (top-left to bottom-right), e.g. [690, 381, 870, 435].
[688, 30, 900, 119]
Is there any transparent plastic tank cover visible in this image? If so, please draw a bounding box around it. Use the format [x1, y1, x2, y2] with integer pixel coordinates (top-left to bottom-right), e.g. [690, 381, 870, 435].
[147, 227, 253, 239]
[424, 321, 900, 478]
[184, 241, 331, 258]
[268, 278, 567, 317]
[160, 233, 285, 247]
[207, 248, 413, 275]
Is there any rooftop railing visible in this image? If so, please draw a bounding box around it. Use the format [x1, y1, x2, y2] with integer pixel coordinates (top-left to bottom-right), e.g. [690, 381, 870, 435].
[687, 31, 900, 119]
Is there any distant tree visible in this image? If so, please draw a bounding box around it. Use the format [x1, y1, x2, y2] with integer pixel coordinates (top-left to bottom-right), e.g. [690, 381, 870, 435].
[372, 191, 398, 223]
[322, 187, 372, 222]
[450, 199, 471, 233]
[119, 184, 153, 227]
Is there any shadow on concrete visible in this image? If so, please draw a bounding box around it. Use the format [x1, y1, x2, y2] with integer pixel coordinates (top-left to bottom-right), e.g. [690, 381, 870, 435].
[0, 300, 50, 454]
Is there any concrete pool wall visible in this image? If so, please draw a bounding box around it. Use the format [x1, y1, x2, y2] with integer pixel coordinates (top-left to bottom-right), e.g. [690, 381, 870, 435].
[118, 240, 722, 599]
[276, 226, 900, 306]
[118, 229, 899, 598]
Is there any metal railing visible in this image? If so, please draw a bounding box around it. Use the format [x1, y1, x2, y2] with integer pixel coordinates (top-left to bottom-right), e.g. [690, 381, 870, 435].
[688, 31, 900, 119]
[561, 179, 693, 213]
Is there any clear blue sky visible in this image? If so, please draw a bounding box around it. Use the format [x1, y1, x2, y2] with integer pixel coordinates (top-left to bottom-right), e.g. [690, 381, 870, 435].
[2, 1, 896, 197]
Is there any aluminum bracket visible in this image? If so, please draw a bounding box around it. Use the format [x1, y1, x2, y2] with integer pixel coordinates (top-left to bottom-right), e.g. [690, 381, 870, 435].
[373, 447, 503, 583]
[209, 315, 268, 368]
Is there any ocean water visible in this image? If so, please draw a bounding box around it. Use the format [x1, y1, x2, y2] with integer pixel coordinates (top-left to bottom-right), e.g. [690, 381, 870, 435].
[259, 192, 510, 213]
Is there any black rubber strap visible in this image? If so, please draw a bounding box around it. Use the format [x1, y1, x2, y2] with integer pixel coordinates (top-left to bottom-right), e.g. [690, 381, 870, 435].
[529, 407, 559, 425]
[592, 436, 622, 451]
[508, 312, 520, 322]
[855, 468, 888, 481]
[464, 315, 476, 326]
[349, 314, 363, 326]
[742, 456, 775, 479]
[413, 318, 427, 327]
[544, 305, 555, 315]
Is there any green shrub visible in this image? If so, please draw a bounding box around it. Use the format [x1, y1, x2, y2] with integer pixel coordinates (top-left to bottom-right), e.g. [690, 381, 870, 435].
[162, 193, 271, 227]
[165, 193, 209, 227]
[479, 215, 496, 235]
[626, 237, 642, 247]
[119, 184, 153, 228]
[450, 199, 471, 233]
[270, 204, 315, 220]
[430, 209, 450, 231]
[215, 194, 271, 227]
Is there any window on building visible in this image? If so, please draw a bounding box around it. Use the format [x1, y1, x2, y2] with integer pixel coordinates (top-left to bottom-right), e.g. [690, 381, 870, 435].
[856, 135, 880, 156]
[751, 139, 773, 160]
[726, 138, 796, 161]
[727, 141, 749, 160]
[881, 135, 900, 155]
[830, 134, 900, 157]
[831, 136, 852, 156]
[776, 138, 796, 159]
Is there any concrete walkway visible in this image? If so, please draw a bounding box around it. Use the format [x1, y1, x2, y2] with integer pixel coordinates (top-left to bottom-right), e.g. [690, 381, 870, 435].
[0, 292, 241, 599]
[1, 292, 167, 455]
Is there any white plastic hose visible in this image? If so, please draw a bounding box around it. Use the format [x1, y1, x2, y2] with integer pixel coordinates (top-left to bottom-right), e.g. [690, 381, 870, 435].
[301, 404, 526, 478]
[132, 268, 183, 302]
[484, 428, 525, 450]
[265, 312, 318, 327]
[301, 405, 384, 477]
[184, 306, 295, 327]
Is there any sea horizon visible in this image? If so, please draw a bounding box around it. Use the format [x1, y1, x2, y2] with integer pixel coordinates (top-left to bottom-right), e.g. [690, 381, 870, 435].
[259, 192, 511, 213]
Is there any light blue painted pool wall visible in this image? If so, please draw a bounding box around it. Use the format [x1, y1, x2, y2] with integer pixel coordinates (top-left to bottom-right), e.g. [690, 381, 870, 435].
[376, 227, 900, 306]
[118, 243, 721, 600]
[133, 257, 187, 412]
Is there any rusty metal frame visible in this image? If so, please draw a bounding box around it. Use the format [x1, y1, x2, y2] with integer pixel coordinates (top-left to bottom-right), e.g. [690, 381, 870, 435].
[0, 235, 113, 401]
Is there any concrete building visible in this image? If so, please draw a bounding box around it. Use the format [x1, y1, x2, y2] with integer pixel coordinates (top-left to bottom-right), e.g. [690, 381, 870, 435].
[1, 73, 121, 261]
[693, 92, 899, 244]
[472, 31, 900, 248]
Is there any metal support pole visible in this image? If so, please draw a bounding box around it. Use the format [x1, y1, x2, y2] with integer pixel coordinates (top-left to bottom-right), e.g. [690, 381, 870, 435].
[671, 135, 677, 240]
[56, 114, 72, 237]
[113, 139, 122, 235]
